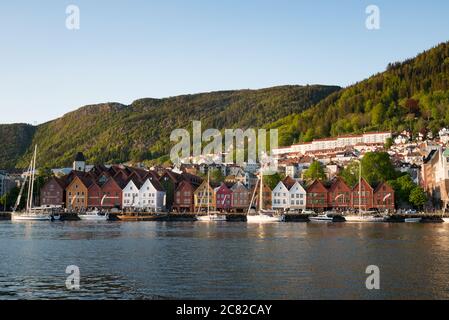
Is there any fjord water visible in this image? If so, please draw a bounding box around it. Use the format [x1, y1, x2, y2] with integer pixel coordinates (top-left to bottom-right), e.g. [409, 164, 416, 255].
[1, 221, 449, 300]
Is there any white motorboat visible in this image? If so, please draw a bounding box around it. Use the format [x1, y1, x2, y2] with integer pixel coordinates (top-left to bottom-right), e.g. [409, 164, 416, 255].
[405, 217, 422, 223]
[309, 213, 335, 222]
[247, 213, 284, 223]
[443, 217, 449, 223]
[11, 146, 53, 222]
[344, 214, 385, 222]
[11, 213, 52, 221]
[197, 213, 227, 221]
[78, 209, 109, 221]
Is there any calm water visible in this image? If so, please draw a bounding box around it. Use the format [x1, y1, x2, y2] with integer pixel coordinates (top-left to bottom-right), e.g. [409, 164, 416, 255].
[1, 220, 449, 300]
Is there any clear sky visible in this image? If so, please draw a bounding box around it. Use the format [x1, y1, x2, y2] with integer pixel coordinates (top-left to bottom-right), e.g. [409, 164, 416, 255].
[1, 0, 449, 124]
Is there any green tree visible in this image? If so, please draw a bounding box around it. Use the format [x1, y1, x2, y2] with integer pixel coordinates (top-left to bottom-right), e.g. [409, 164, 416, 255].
[339, 161, 360, 187]
[304, 161, 326, 181]
[263, 172, 284, 190]
[209, 168, 225, 184]
[409, 186, 428, 209]
[384, 137, 393, 149]
[361, 152, 397, 186]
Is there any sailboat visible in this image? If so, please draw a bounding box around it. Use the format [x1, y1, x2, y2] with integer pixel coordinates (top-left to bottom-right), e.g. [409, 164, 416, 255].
[11, 146, 53, 221]
[246, 165, 284, 223]
[196, 169, 226, 222]
[344, 161, 384, 223]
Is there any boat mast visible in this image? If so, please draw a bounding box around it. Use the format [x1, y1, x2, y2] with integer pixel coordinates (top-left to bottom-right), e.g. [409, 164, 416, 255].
[259, 165, 263, 211]
[30, 145, 37, 211]
[14, 160, 31, 212]
[207, 169, 210, 216]
[359, 159, 362, 217]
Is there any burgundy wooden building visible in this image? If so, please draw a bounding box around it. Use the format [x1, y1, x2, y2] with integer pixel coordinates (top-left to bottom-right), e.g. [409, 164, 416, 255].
[306, 180, 328, 210]
[351, 178, 374, 210]
[327, 177, 352, 210]
[215, 183, 233, 212]
[173, 180, 197, 212]
[40, 177, 68, 207]
[373, 181, 395, 211]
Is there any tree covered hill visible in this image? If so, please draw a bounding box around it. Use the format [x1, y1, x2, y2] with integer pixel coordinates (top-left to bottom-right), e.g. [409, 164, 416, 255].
[0, 124, 36, 169]
[268, 41, 449, 146]
[0, 85, 340, 169]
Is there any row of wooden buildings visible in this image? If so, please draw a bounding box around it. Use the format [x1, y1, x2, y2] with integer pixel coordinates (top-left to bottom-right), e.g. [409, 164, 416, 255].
[41, 164, 394, 212]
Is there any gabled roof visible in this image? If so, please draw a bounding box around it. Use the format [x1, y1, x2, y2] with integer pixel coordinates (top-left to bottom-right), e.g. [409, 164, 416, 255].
[282, 176, 297, 190]
[231, 181, 248, 191]
[352, 178, 373, 191]
[214, 183, 232, 194]
[328, 177, 352, 192]
[306, 179, 328, 193]
[373, 181, 394, 193]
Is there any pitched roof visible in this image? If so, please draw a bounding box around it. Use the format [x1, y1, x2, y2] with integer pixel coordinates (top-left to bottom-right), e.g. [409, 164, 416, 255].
[282, 176, 297, 190]
[306, 179, 328, 193]
[74, 152, 86, 162]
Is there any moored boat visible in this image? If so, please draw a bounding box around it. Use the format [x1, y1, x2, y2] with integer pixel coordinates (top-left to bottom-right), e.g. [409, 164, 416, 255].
[309, 213, 334, 222]
[404, 217, 422, 223]
[78, 209, 109, 221]
[11, 146, 54, 222]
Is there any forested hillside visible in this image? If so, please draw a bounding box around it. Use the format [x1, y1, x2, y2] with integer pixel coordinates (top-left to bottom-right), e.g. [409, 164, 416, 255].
[268, 41, 449, 146]
[0, 124, 36, 169]
[0, 85, 339, 169]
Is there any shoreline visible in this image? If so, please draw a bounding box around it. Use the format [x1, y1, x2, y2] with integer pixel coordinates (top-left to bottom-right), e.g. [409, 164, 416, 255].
[0, 211, 446, 223]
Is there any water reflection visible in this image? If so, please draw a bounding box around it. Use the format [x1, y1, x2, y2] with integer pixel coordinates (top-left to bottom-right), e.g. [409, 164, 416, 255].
[1, 221, 449, 299]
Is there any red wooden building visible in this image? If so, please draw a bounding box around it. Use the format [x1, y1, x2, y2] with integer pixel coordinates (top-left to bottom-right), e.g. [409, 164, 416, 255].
[87, 181, 102, 208]
[306, 180, 328, 210]
[327, 177, 352, 210]
[373, 181, 395, 211]
[351, 178, 374, 210]
[40, 177, 68, 207]
[173, 180, 197, 212]
[101, 177, 124, 208]
[215, 183, 233, 212]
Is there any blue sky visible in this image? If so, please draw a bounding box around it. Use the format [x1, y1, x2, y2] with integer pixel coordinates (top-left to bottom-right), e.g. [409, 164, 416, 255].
[1, 0, 449, 124]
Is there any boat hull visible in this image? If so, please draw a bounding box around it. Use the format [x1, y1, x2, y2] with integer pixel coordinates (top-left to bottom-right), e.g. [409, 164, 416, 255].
[442, 217, 449, 223]
[11, 213, 52, 221]
[78, 214, 109, 221]
[405, 218, 422, 223]
[309, 216, 334, 222]
[344, 215, 385, 222]
[196, 214, 227, 221]
[247, 214, 284, 223]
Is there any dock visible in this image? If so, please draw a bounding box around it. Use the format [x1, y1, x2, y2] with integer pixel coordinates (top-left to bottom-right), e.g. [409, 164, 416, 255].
[0, 212, 11, 220]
